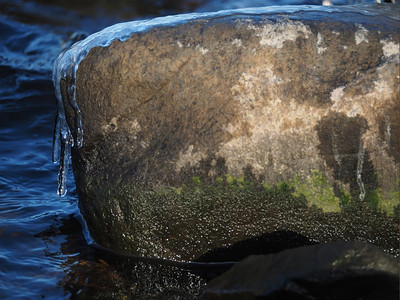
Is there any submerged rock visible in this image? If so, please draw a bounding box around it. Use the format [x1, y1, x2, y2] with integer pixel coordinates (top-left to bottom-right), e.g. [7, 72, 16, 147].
[56, 4, 399, 260]
[202, 241, 399, 299]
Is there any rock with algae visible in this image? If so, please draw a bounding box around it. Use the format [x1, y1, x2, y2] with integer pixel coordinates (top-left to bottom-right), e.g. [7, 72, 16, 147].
[54, 4, 399, 260]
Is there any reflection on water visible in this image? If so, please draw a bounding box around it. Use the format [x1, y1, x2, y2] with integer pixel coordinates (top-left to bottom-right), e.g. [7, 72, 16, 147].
[0, 0, 398, 298]
[36, 215, 136, 298]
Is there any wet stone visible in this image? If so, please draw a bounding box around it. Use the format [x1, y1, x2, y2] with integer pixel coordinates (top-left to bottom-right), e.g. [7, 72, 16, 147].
[201, 241, 399, 299]
[56, 4, 399, 260]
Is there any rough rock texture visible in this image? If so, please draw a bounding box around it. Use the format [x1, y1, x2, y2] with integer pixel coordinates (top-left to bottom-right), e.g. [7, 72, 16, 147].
[202, 241, 399, 299]
[62, 5, 399, 260]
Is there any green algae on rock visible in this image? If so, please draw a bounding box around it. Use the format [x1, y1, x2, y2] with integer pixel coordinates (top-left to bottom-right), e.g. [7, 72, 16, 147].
[82, 180, 398, 261]
[56, 4, 399, 260]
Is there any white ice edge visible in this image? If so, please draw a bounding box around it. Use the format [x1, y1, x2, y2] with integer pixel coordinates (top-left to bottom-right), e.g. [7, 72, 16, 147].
[51, 4, 396, 196]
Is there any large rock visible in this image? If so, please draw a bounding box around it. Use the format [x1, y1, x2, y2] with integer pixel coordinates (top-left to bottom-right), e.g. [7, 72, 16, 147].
[202, 241, 399, 299]
[56, 4, 399, 260]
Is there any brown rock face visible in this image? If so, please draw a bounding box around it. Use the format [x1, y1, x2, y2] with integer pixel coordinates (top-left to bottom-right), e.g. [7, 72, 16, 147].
[58, 5, 399, 261]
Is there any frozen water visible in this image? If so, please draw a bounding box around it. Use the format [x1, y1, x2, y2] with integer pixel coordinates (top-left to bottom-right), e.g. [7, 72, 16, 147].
[52, 4, 396, 196]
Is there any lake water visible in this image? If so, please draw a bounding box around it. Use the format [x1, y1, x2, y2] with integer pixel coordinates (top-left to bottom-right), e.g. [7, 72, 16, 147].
[0, 0, 395, 298]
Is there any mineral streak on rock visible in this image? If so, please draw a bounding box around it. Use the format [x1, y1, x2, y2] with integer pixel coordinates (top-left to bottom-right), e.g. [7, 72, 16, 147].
[55, 4, 399, 260]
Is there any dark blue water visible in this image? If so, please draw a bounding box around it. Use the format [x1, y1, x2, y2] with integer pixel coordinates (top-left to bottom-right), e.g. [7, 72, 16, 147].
[0, 1, 144, 298]
[0, 0, 392, 298]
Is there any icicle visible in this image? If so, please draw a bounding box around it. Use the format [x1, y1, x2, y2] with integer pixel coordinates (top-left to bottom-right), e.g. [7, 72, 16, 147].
[52, 113, 61, 164]
[66, 78, 83, 148]
[52, 50, 78, 197]
[57, 126, 73, 196]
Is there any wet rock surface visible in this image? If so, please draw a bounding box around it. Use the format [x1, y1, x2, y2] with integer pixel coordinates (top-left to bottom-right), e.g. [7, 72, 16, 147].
[60, 5, 399, 260]
[202, 240, 399, 300]
[195, 230, 318, 263]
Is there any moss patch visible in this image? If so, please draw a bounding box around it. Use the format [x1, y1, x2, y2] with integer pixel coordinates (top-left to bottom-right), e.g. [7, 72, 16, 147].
[377, 179, 400, 216]
[79, 171, 399, 261]
[277, 170, 397, 216]
[288, 170, 341, 213]
[82, 174, 399, 260]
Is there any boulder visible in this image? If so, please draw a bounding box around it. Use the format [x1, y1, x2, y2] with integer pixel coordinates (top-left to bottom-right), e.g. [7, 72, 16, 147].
[202, 240, 399, 299]
[55, 4, 399, 260]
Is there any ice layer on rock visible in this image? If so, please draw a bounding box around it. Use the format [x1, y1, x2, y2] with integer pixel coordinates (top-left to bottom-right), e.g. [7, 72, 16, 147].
[52, 3, 397, 196]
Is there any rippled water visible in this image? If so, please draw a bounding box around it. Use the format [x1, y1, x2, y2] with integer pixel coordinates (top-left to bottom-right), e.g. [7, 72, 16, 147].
[0, 0, 396, 298]
[0, 1, 146, 298]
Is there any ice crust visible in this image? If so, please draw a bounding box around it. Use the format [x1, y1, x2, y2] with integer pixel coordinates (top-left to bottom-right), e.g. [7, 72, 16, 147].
[52, 4, 392, 196]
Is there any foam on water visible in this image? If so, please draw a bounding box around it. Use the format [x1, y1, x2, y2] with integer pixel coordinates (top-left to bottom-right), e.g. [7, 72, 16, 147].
[52, 3, 397, 196]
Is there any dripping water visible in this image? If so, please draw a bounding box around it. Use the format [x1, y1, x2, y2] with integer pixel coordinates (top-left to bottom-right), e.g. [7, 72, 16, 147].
[331, 127, 342, 178]
[384, 116, 391, 148]
[356, 129, 366, 202]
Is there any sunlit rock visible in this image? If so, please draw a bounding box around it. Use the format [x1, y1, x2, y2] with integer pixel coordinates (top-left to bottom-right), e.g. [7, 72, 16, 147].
[55, 4, 399, 260]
